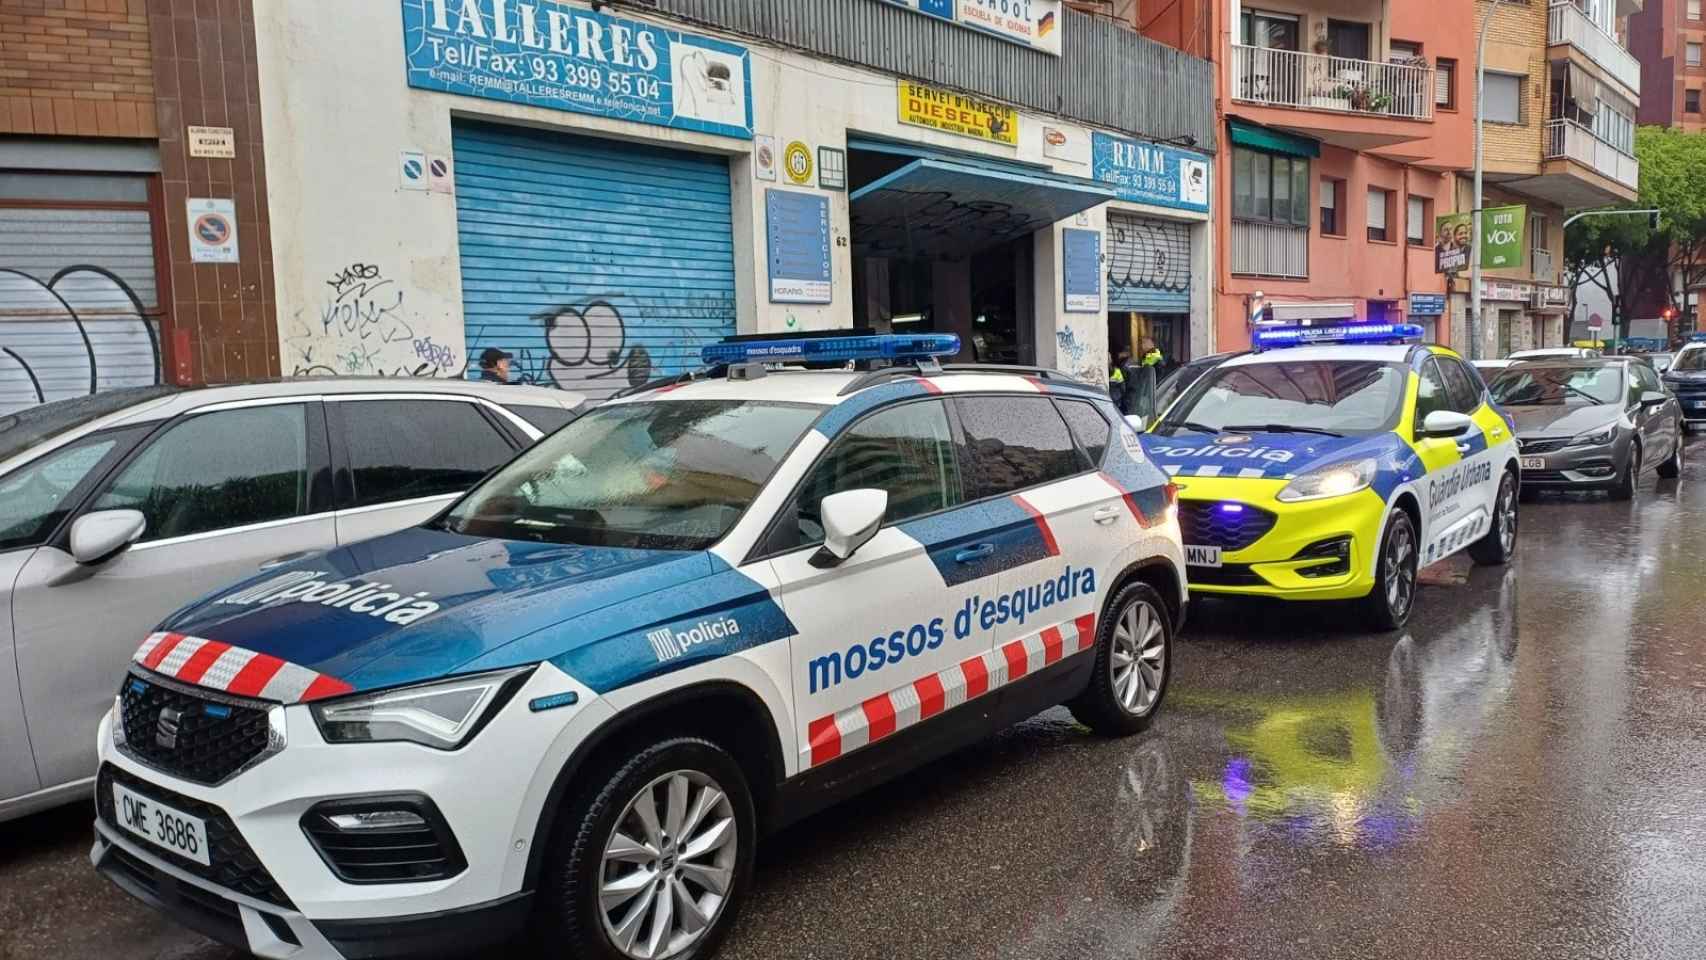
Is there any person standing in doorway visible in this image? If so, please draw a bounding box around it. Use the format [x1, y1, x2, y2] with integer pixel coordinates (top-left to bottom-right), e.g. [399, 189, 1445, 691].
[478, 347, 513, 384]
[1108, 350, 1130, 408]
[1140, 337, 1164, 370]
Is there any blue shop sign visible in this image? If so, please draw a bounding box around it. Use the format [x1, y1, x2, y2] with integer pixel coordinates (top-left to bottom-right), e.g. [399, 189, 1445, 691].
[401, 0, 754, 140]
[1090, 132, 1210, 214]
[1408, 293, 1447, 316]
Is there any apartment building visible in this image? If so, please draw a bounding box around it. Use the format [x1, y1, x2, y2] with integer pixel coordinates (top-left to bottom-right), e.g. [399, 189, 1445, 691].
[1459, 0, 1641, 356]
[1630, 0, 1706, 128]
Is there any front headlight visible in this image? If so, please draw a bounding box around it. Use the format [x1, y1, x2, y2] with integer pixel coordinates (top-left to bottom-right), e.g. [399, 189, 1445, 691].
[311, 667, 533, 750]
[1569, 426, 1616, 448]
[1276, 457, 1378, 503]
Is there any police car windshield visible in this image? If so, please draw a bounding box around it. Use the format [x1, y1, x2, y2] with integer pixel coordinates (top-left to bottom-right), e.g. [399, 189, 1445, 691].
[1672, 347, 1706, 372]
[1159, 360, 1406, 436]
[1488, 365, 1621, 406]
[440, 399, 820, 551]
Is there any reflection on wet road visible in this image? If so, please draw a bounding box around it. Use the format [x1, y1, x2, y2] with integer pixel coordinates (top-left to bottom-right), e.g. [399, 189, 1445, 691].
[5, 446, 1706, 959]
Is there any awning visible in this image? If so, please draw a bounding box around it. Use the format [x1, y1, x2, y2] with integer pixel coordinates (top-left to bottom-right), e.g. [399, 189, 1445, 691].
[849, 157, 1114, 259]
[1228, 119, 1320, 158]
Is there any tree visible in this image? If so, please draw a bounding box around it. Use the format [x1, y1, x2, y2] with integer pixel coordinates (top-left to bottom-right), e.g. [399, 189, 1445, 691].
[1565, 206, 1652, 343]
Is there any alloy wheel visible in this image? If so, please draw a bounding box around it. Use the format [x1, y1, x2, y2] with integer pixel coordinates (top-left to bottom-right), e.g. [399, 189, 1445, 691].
[1385, 519, 1416, 620]
[599, 770, 738, 959]
[1110, 599, 1166, 717]
[1497, 478, 1517, 555]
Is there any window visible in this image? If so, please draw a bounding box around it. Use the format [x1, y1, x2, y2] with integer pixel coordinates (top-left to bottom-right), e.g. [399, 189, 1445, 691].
[1414, 359, 1453, 425]
[1689, 89, 1703, 114]
[955, 396, 1087, 499]
[443, 400, 819, 551]
[1055, 400, 1113, 466]
[1488, 366, 1625, 406]
[1484, 72, 1523, 124]
[503, 403, 578, 435]
[1407, 196, 1430, 246]
[1367, 187, 1391, 242]
[1328, 20, 1371, 60]
[1159, 360, 1408, 436]
[93, 405, 309, 542]
[1690, 42, 1703, 67]
[1529, 211, 1550, 265]
[1435, 58, 1457, 110]
[1438, 357, 1484, 414]
[1240, 9, 1300, 49]
[0, 435, 123, 552]
[342, 400, 516, 508]
[1320, 178, 1343, 236]
[1691, 0, 1702, 19]
[1389, 41, 1422, 61]
[781, 400, 962, 549]
[1232, 147, 1310, 227]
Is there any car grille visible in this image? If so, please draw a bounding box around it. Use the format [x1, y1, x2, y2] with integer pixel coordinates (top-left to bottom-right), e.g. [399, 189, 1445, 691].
[1666, 380, 1706, 396]
[1179, 501, 1278, 551]
[1518, 437, 1569, 455]
[1521, 469, 1570, 483]
[119, 672, 273, 785]
[96, 764, 294, 908]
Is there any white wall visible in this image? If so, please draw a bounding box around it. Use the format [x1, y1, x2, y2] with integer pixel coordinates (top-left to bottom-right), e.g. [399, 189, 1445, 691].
[256, 0, 1210, 387]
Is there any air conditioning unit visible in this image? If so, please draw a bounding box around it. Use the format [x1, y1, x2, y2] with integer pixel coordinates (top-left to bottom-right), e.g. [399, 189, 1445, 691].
[1528, 290, 1547, 309]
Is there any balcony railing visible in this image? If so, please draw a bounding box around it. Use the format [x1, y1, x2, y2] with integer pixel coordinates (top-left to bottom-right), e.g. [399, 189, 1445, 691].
[1232, 45, 1434, 120]
[1544, 119, 1639, 190]
[1532, 248, 1556, 284]
[1548, 1, 1642, 97]
[1232, 221, 1309, 279]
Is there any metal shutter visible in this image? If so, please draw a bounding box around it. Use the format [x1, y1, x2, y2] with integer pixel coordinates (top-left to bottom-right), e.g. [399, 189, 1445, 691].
[0, 206, 161, 416]
[453, 122, 737, 402]
[1107, 212, 1191, 312]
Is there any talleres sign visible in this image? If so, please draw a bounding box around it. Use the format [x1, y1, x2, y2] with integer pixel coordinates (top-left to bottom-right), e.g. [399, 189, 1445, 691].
[401, 0, 753, 139]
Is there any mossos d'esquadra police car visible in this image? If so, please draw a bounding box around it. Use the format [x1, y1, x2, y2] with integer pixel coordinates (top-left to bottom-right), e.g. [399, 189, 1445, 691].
[92, 333, 1184, 960]
[1142, 322, 1521, 630]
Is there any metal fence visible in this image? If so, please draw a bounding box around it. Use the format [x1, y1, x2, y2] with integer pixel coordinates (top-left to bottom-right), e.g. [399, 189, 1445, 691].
[1231, 220, 1309, 279]
[651, 0, 1217, 149]
[1231, 45, 1433, 121]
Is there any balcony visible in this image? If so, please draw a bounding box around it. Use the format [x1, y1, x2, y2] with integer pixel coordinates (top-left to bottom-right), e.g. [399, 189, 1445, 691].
[1519, 119, 1640, 207]
[1230, 45, 1434, 150]
[1232, 220, 1309, 279]
[1547, 1, 1641, 99]
[1532, 248, 1557, 285]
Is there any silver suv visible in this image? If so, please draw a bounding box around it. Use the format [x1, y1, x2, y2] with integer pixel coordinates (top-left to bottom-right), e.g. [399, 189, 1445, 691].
[0, 379, 582, 821]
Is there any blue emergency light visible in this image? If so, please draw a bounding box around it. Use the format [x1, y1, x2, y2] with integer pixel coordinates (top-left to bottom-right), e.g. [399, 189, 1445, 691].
[700, 333, 961, 366]
[1252, 322, 1425, 351]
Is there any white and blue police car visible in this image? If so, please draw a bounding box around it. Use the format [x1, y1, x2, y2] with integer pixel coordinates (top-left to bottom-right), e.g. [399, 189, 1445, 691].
[92, 333, 1185, 960]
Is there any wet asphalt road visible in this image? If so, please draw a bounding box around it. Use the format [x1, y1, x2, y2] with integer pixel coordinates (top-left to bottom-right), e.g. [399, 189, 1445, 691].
[6, 443, 1706, 960]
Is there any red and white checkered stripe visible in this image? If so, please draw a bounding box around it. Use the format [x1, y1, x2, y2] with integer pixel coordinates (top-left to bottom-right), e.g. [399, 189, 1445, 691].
[132, 632, 354, 704]
[803, 613, 1097, 769]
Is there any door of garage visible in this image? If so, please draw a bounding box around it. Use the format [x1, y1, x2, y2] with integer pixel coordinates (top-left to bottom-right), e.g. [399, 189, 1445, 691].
[452, 122, 737, 401]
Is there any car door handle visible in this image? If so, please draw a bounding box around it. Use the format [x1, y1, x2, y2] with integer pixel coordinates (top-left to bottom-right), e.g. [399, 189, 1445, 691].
[1092, 506, 1121, 525]
[260, 551, 315, 570]
[1456, 442, 1473, 455]
[954, 544, 996, 563]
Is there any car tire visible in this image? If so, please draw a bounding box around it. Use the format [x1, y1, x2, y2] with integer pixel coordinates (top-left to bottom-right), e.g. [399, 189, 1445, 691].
[1360, 509, 1418, 632]
[1610, 444, 1640, 501]
[1468, 470, 1518, 566]
[1657, 435, 1684, 479]
[1069, 582, 1172, 737]
[537, 737, 756, 960]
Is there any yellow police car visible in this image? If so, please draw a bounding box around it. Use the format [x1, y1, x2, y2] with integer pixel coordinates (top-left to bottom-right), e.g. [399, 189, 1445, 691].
[1141, 323, 1520, 630]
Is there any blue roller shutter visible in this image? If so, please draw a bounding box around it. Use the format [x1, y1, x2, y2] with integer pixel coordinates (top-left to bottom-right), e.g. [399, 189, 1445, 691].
[1106, 212, 1191, 313]
[452, 122, 737, 401]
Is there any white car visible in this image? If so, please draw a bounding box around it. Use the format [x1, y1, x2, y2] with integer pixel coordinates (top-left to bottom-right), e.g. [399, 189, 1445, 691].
[1508, 347, 1600, 361]
[90, 334, 1185, 959]
[0, 379, 581, 823]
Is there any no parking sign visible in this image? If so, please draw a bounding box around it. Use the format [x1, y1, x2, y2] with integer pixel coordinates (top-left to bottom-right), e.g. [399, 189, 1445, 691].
[187, 197, 239, 264]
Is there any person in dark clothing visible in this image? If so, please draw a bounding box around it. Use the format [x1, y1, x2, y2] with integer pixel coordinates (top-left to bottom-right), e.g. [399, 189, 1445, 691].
[478, 347, 513, 384]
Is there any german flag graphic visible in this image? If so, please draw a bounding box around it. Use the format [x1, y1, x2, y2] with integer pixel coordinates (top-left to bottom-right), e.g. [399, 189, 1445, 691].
[1038, 10, 1056, 36]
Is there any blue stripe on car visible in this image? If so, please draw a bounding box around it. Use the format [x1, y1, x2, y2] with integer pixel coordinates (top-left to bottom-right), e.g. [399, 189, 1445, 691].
[900, 499, 1053, 587]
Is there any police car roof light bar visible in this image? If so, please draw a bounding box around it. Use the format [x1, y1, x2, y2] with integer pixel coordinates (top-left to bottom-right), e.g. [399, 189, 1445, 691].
[700, 333, 961, 367]
[1253, 322, 1425, 351]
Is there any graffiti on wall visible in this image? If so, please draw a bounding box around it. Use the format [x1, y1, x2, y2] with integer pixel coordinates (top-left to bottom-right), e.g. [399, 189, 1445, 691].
[1054, 323, 1105, 385]
[1107, 215, 1190, 301]
[0, 266, 161, 417]
[466, 292, 734, 401]
[285, 262, 459, 378]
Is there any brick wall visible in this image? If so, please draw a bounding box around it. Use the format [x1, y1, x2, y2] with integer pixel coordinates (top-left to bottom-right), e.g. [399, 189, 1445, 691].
[1476, 0, 1546, 169]
[0, 0, 157, 136]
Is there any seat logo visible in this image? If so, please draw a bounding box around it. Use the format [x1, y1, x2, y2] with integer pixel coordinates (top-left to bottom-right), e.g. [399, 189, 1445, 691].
[155, 707, 182, 750]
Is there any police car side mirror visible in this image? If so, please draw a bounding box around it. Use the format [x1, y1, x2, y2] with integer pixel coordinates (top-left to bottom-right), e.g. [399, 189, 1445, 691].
[69, 509, 146, 566]
[1419, 410, 1474, 440]
[812, 489, 888, 568]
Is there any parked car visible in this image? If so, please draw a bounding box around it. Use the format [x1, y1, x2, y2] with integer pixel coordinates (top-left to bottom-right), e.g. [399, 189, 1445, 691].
[1489, 358, 1683, 500]
[1471, 359, 1514, 383]
[1508, 347, 1600, 361]
[0, 379, 583, 822]
[1643, 352, 1675, 375]
[88, 334, 1184, 958]
[1662, 344, 1706, 428]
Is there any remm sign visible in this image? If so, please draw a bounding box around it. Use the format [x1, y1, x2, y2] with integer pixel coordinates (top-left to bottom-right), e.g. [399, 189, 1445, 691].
[401, 0, 753, 139]
[1090, 132, 1210, 214]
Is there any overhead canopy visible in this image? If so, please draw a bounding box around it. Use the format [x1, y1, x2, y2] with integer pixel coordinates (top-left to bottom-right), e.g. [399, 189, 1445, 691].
[848, 157, 1114, 259]
[1227, 119, 1321, 158]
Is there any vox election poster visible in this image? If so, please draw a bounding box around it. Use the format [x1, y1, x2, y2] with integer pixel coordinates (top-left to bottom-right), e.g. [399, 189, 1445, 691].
[401, 0, 754, 140]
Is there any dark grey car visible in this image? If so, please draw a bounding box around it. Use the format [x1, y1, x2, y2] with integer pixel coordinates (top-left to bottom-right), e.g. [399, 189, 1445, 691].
[1489, 358, 1683, 501]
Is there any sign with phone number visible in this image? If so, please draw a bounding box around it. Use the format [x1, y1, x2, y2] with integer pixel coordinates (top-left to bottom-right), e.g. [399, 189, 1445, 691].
[401, 0, 753, 140]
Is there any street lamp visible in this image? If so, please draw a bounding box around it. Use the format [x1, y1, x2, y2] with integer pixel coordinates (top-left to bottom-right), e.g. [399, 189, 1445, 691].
[1468, 0, 1513, 362]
